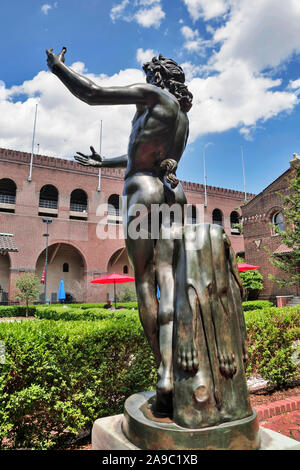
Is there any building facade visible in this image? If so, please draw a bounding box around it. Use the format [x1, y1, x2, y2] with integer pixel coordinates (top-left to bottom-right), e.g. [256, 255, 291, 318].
[0, 148, 254, 304]
[242, 154, 299, 302]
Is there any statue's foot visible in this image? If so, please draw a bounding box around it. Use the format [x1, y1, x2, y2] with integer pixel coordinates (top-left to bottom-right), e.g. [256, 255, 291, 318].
[217, 349, 237, 378]
[177, 342, 199, 372]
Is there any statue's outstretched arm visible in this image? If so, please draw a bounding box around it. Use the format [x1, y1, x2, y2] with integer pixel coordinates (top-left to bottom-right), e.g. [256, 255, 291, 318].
[46, 47, 153, 106]
[74, 146, 128, 168]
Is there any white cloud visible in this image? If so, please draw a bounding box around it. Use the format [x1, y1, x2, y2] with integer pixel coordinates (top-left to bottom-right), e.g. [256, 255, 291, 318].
[134, 5, 165, 28]
[182, 0, 230, 21]
[110, 0, 130, 22]
[110, 0, 165, 28]
[180, 25, 211, 54]
[181, 26, 198, 41]
[136, 48, 157, 66]
[211, 0, 300, 73]
[177, 0, 300, 141]
[186, 61, 297, 142]
[4, 0, 300, 160]
[41, 2, 58, 15]
[288, 78, 300, 89]
[41, 4, 52, 15]
[0, 65, 144, 158]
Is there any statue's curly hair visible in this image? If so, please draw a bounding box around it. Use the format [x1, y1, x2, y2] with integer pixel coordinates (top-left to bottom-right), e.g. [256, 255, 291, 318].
[143, 54, 193, 113]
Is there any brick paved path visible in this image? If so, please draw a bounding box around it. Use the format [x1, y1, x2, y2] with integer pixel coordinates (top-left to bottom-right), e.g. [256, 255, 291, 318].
[255, 395, 300, 442]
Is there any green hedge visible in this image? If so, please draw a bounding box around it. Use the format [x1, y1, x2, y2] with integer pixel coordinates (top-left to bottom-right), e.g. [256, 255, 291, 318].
[0, 304, 299, 449]
[245, 306, 300, 386]
[0, 318, 156, 449]
[0, 305, 38, 317]
[0, 302, 138, 318]
[34, 307, 139, 322]
[242, 300, 274, 311]
[71, 302, 138, 310]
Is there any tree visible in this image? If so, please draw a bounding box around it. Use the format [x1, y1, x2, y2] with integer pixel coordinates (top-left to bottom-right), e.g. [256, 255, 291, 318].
[14, 273, 40, 317]
[267, 158, 300, 291]
[118, 284, 137, 302]
[236, 256, 264, 301]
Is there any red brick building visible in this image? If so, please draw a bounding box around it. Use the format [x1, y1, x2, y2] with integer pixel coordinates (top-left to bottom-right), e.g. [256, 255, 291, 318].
[242, 154, 299, 302]
[0, 147, 254, 304]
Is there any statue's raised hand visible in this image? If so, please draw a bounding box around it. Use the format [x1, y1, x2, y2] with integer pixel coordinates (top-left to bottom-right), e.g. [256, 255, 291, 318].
[46, 46, 67, 72]
[74, 146, 103, 167]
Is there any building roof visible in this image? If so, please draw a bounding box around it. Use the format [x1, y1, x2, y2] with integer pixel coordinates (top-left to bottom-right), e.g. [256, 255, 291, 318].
[273, 243, 293, 255]
[0, 233, 18, 253]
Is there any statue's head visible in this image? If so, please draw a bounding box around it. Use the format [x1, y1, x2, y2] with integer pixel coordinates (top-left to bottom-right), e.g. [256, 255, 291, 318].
[143, 54, 193, 112]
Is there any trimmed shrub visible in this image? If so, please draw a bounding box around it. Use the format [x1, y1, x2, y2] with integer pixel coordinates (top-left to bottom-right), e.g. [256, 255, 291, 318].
[0, 318, 156, 449]
[245, 306, 300, 386]
[0, 305, 38, 317]
[0, 302, 138, 318]
[34, 306, 138, 322]
[0, 303, 299, 449]
[71, 302, 138, 310]
[242, 300, 274, 311]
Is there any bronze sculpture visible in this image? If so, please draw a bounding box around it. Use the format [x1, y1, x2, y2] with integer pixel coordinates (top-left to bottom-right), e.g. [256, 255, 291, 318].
[46, 47, 260, 449]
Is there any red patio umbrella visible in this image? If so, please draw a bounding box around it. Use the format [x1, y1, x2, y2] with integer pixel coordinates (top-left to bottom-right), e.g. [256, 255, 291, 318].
[237, 263, 260, 271]
[91, 273, 135, 309]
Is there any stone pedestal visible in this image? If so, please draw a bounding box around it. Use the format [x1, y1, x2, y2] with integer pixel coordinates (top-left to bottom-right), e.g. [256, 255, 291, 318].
[92, 413, 300, 451]
[122, 391, 260, 450]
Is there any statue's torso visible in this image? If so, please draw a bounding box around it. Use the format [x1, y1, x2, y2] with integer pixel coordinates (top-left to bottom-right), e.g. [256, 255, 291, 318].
[125, 86, 189, 177]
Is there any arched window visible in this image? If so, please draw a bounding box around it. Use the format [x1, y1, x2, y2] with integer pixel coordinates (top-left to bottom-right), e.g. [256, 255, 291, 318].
[212, 209, 223, 226]
[39, 185, 58, 209]
[272, 211, 284, 234]
[108, 194, 121, 216]
[70, 189, 88, 213]
[230, 211, 240, 234]
[0, 179, 16, 213]
[186, 205, 197, 224]
[63, 263, 69, 273]
[0, 178, 16, 205]
[123, 265, 128, 274]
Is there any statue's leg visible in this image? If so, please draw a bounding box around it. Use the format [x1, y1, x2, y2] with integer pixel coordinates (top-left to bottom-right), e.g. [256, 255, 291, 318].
[210, 225, 237, 379]
[126, 234, 160, 366]
[155, 235, 175, 394]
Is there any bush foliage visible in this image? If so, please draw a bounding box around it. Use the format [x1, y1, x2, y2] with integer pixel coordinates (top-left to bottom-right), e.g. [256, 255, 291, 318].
[242, 300, 274, 311]
[0, 302, 138, 318]
[0, 304, 299, 449]
[245, 306, 300, 385]
[0, 317, 156, 449]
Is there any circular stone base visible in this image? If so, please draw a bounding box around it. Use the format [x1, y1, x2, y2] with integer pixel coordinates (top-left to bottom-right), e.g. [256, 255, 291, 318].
[122, 391, 260, 450]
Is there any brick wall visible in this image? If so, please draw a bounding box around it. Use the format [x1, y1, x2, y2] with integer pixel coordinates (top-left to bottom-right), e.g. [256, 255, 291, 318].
[0, 148, 254, 302]
[242, 162, 298, 301]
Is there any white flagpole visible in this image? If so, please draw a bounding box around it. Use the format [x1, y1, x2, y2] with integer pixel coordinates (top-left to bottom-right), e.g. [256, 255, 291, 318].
[28, 103, 38, 182]
[97, 120, 102, 192]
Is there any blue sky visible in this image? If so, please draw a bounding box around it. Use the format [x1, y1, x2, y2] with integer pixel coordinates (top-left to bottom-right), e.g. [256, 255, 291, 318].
[1, 0, 300, 195]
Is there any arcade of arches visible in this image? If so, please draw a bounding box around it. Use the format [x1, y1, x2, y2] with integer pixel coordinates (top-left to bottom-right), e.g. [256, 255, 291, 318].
[0, 253, 10, 302]
[35, 243, 86, 303]
[105, 247, 134, 300]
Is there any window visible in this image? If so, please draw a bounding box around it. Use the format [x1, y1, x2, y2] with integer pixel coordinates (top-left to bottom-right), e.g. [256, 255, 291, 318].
[230, 211, 240, 235]
[63, 263, 69, 273]
[0, 179, 16, 212]
[212, 209, 223, 226]
[186, 205, 197, 224]
[108, 194, 122, 223]
[70, 189, 87, 213]
[273, 211, 284, 234]
[123, 265, 128, 274]
[39, 185, 58, 212]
